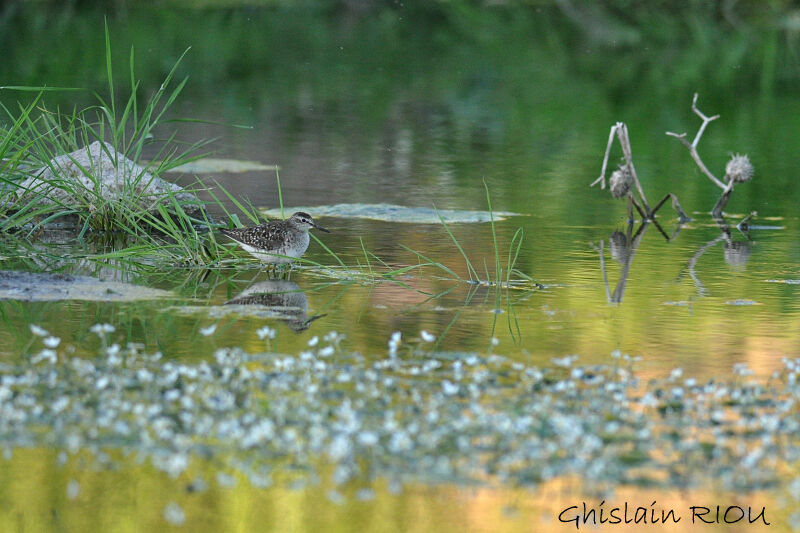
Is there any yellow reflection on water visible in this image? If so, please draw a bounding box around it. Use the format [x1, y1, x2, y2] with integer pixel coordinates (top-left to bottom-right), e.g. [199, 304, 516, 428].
[0, 449, 789, 532]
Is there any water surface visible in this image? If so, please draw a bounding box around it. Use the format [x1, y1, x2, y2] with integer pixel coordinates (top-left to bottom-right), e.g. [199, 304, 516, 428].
[1, 4, 799, 531]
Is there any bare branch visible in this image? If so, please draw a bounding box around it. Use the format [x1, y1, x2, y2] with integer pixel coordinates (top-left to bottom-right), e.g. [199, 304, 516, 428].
[591, 123, 621, 189]
[651, 193, 692, 223]
[615, 123, 650, 213]
[670, 194, 692, 224]
[592, 121, 654, 215]
[651, 218, 670, 240]
[690, 93, 720, 147]
[629, 195, 647, 220]
[666, 93, 727, 190]
[736, 211, 756, 233]
[711, 178, 736, 217]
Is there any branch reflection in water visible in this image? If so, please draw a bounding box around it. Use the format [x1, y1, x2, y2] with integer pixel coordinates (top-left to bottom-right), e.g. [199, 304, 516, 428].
[683, 214, 754, 297]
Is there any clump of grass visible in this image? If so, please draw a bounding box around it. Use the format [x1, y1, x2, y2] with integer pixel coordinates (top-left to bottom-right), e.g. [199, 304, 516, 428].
[0, 22, 211, 241]
[0, 24, 280, 268]
[425, 180, 533, 289]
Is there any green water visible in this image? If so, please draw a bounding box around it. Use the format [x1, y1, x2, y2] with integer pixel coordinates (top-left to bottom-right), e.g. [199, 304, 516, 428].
[1, 3, 799, 531]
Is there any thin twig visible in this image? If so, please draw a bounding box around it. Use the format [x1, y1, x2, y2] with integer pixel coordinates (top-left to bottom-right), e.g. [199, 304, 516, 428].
[666, 93, 726, 190]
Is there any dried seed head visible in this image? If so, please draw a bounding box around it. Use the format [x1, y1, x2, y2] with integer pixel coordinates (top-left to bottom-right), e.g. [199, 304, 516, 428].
[724, 241, 751, 269]
[609, 165, 633, 199]
[725, 154, 754, 183]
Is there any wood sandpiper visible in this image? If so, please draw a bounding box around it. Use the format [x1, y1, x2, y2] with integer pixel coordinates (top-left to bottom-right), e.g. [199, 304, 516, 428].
[220, 211, 329, 268]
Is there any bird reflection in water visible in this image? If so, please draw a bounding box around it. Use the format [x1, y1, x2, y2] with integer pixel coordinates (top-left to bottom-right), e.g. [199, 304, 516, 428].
[225, 280, 325, 332]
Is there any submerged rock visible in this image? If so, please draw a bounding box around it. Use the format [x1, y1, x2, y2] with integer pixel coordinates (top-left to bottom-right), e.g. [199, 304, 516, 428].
[262, 203, 523, 223]
[7, 141, 199, 214]
[0, 270, 171, 302]
[164, 158, 279, 174]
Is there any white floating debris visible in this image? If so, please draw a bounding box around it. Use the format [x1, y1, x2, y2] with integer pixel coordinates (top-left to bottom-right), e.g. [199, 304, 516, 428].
[256, 326, 276, 340]
[31, 349, 57, 364]
[0, 322, 798, 504]
[442, 380, 459, 396]
[90, 323, 116, 335]
[29, 324, 49, 337]
[163, 502, 186, 526]
[66, 479, 80, 500]
[551, 355, 577, 367]
[356, 488, 376, 501]
[199, 324, 218, 337]
[326, 490, 346, 505]
[388, 331, 402, 358]
[216, 472, 237, 488]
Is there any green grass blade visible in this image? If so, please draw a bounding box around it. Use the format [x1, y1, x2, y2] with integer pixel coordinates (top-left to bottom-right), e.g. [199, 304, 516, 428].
[104, 18, 116, 129]
[129, 45, 138, 137]
[310, 232, 346, 268]
[213, 180, 261, 225]
[359, 237, 373, 277]
[483, 179, 501, 282]
[507, 227, 524, 284]
[0, 86, 82, 91]
[399, 243, 461, 281]
[275, 168, 284, 218]
[433, 204, 478, 281]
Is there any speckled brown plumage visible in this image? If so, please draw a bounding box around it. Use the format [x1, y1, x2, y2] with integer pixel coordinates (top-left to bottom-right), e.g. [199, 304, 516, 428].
[220, 220, 295, 250]
[219, 211, 329, 264]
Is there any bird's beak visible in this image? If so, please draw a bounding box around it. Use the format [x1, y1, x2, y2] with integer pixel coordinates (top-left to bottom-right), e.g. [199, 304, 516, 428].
[313, 222, 330, 233]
